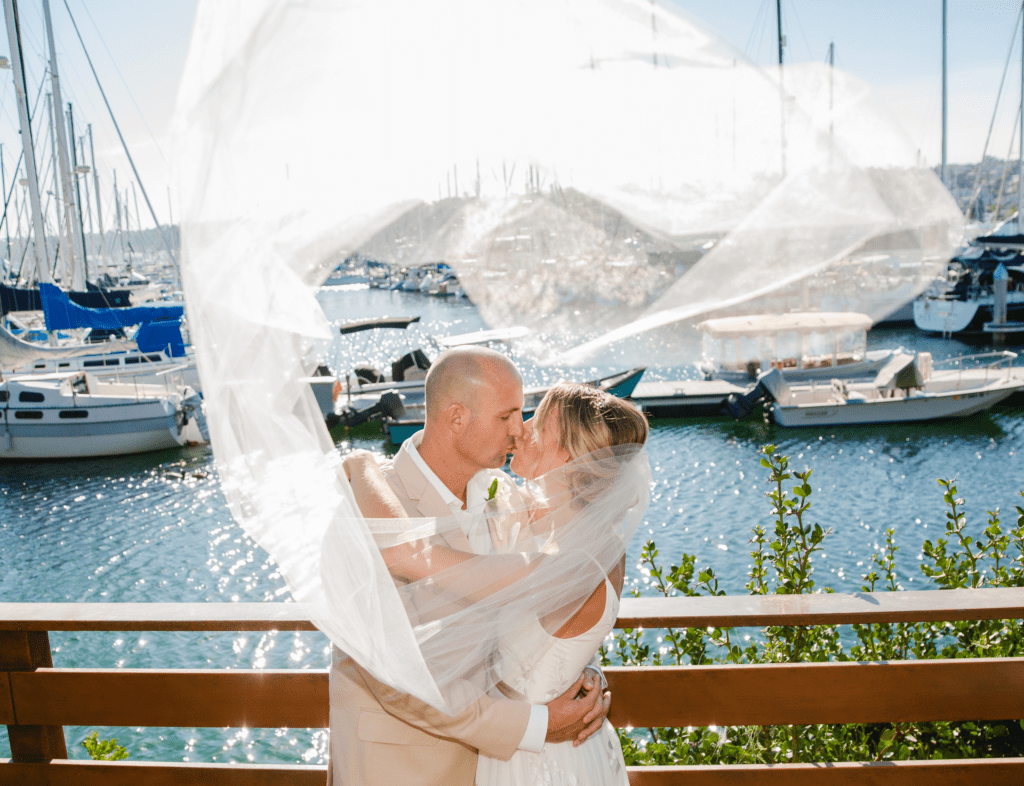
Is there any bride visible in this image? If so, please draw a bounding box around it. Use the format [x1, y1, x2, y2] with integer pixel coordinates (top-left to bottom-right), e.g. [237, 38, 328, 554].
[344, 383, 649, 785]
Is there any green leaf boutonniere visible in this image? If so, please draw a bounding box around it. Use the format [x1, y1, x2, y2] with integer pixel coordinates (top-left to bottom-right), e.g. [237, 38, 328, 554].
[486, 478, 499, 503]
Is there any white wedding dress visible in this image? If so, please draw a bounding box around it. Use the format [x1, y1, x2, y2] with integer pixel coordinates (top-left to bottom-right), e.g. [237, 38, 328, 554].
[475, 577, 629, 786]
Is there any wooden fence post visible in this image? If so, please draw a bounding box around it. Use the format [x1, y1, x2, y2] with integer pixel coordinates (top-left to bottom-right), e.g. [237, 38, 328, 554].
[0, 629, 67, 761]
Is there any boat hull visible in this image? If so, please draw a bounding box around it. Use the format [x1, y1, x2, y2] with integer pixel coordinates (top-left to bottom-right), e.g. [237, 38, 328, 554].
[0, 375, 190, 459]
[770, 379, 1022, 427]
[914, 292, 1024, 335]
[631, 379, 747, 417]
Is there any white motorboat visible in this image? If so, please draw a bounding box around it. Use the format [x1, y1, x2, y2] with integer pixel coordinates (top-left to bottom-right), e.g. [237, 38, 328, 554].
[696, 312, 901, 383]
[0, 371, 205, 459]
[757, 351, 1023, 427]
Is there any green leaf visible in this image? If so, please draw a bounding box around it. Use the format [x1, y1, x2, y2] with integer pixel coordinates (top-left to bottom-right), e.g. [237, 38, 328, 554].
[82, 732, 129, 761]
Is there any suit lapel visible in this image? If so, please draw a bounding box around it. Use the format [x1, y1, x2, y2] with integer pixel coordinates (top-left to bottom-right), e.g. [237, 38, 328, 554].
[391, 441, 477, 553]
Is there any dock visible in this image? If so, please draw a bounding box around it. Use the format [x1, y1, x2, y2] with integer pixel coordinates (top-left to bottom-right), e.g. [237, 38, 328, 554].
[630, 379, 749, 418]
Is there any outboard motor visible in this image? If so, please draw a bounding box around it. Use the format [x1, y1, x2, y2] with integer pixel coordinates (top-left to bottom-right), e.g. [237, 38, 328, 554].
[354, 366, 385, 385]
[724, 382, 768, 420]
[180, 392, 210, 442]
[338, 391, 406, 428]
[391, 349, 431, 382]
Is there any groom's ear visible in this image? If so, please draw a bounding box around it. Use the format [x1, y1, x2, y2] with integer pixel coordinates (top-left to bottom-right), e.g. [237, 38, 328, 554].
[446, 403, 469, 434]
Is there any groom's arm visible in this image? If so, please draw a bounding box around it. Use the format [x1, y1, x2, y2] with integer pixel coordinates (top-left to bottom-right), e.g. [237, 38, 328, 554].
[355, 664, 608, 759]
[355, 663, 533, 761]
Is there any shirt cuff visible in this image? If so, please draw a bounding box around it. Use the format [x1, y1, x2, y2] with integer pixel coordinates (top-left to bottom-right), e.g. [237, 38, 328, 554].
[518, 704, 548, 753]
[585, 664, 608, 691]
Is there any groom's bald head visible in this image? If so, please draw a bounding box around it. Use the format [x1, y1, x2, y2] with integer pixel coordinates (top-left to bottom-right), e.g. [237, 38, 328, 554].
[425, 346, 520, 420]
[419, 346, 525, 494]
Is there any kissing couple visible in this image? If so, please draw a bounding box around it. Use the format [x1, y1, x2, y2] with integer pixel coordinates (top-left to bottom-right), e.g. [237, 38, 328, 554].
[327, 345, 651, 786]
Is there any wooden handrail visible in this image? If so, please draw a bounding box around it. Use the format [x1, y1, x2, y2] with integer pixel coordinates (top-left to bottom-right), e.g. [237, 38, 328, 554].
[0, 587, 1020, 632]
[1, 757, 1021, 786]
[0, 593, 1021, 786]
[4, 658, 1022, 729]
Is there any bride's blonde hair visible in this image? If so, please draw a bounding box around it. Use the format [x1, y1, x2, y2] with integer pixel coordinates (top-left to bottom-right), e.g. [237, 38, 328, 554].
[534, 383, 648, 458]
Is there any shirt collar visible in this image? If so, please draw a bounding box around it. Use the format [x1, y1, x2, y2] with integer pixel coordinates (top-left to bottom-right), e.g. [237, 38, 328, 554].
[405, 431, 465, 515]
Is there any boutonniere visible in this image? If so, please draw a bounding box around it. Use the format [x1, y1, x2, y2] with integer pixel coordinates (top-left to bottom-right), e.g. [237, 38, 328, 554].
[485, 478, 499, 504]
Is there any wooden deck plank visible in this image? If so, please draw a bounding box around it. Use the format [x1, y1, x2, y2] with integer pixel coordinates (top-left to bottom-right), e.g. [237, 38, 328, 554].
[614, 587, 1024, 628]
[8, 669, 328, 728]
[625, 759, 1024, 785]
[7, 659, 1024, 729]
[0, 760, 327, 786]
[0, 603, 320, 632]
[0, 631, 67, 762]
[1, 758, 1021, 786]
[0, 672, 13, 726]
[0, 589, 1020, 631]
[605, 658, 1024, 727]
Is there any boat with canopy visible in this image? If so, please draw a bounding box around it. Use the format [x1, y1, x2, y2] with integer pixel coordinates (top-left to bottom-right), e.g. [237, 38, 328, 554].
[696, 311, 903, 383]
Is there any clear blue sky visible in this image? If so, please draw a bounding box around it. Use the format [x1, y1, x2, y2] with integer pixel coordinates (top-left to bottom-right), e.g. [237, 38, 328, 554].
[0, 0, 1018, 228]
[671, 0, 1024, 167]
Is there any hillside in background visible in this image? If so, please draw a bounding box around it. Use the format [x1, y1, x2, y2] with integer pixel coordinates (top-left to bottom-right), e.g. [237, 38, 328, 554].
[939, 157, 1022, 222]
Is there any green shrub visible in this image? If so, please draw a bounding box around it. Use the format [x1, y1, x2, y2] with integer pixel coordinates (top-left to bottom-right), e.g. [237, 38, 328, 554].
[606, 444, 1024, 764]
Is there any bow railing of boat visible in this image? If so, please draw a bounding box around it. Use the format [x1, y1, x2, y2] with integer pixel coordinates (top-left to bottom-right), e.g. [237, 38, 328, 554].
[0, 589, 1021, 784]
[931, 350, 1018, 386]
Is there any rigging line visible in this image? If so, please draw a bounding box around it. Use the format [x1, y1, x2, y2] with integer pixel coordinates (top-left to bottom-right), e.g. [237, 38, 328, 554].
[50, 22, 112, 144]
[992, 98, 1020, 222]
[68, 0, 167, 169]
[0, 149, 24, 237]
[61, 0, 178, 274]
[965, 1, 1024, 219]
[744, 0, 769, 64]
[784, 0, 814, 63]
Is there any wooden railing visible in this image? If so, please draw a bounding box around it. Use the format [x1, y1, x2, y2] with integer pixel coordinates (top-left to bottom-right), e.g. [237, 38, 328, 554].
[1, 588, 1022, 785]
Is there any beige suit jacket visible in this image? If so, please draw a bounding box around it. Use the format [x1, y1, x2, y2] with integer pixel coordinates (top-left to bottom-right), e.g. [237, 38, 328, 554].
[327, 438, 532, 786]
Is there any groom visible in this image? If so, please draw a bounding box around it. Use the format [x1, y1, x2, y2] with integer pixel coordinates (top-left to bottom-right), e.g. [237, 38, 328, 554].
[328, 346, 612, 785]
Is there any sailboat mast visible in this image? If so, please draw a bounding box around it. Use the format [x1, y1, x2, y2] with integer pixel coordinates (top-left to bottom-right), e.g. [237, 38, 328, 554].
[776, 0, 784, 66]
[3, 0, 52, 283]
[88, 124, 105, 272]
[941, 0, 948, 187]
[67, 103, 88, 277]
[42, 0, 85, 290]
[0, 145, 9, 266]
[828, 41, 835, 162]
[776, 0, 787, 177]
[46, 92, 66, 280]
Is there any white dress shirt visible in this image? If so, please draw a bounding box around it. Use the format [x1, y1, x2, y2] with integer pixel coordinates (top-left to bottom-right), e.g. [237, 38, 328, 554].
[404, 434, 548, 753]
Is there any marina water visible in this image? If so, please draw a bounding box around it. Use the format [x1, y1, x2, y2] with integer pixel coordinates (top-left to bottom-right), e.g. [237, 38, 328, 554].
[1, 285, 1021, 765]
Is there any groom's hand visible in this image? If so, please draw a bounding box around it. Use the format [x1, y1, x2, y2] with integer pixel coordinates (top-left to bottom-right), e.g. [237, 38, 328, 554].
[543, 671, 611, 746]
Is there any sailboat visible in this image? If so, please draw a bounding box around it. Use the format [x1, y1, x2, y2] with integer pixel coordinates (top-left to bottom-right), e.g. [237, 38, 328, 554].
[0, 0, 175, 318]
[914, 0, 1024, 338]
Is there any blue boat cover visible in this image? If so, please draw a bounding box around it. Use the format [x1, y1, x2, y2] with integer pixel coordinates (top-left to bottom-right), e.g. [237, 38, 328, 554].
[135, 319, 187, 358]
[40, 283, 183, 331]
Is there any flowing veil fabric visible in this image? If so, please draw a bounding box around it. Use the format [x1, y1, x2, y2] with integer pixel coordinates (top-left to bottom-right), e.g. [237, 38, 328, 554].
[173, 0, 676, 714]
[172, 0, 955, 714]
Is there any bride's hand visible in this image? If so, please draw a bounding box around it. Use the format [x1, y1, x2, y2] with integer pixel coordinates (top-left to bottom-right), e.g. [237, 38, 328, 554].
[342, 449, 377, 481]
